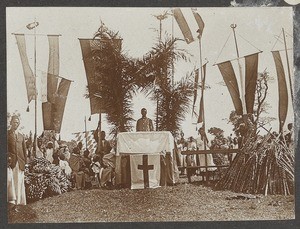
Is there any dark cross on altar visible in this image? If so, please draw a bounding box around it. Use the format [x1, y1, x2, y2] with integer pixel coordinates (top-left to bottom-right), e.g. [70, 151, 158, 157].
[138, 155, 154, 188]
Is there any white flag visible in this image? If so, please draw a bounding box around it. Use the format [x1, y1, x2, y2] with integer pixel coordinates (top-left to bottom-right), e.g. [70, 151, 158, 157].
[130, 154, 160, 189]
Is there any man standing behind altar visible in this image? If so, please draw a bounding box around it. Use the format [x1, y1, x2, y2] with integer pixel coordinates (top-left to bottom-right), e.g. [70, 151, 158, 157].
[136, 108, 154, 132]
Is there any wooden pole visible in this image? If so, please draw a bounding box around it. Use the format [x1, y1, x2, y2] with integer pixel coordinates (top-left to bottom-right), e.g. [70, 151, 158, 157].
[98, 110, 102, 154]
[84, 116, 88, 150]
[231, 24, 246, 115]
[282, 28, 294, 103]
[34, 18, 37, 157]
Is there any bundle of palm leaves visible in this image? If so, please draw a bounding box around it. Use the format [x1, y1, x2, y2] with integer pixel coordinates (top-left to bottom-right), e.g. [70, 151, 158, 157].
[215, 132, 294, 195]
[24, 157, 71, 202]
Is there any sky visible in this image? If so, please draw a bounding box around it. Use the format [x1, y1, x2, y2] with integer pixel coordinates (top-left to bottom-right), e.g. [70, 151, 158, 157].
[6, 7, 294, 142]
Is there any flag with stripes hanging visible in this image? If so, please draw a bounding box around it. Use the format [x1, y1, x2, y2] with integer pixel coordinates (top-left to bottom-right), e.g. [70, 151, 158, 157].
[172, 8, 194, 44]
[192, 68, 199, 116]
[72, 130, 98, 154]
[272, 51, 288, 132]
[198, 63, 207, 123]
[47, 35, 60, 104]
[245, 53, 259, 114]
[15, 34, 36, 103]
[217, 61, 243, 115]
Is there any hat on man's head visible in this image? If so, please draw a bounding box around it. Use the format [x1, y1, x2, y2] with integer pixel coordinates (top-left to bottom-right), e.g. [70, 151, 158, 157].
[10, 115, 20, 123]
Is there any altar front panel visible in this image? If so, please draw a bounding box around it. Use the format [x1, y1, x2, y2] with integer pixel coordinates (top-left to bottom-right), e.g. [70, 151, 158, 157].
[116, 131, 174, 155]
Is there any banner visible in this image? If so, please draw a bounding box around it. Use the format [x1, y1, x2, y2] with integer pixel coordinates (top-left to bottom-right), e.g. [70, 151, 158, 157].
[272, 51, 288, 132]
[192, 9, 205, 37]
[47, 35, 60, 104]
[198, 63, 207, 123]
[130, 154, 160, 189]
[192, 68, 199, 115]
[79, 38, 122, 114]
[217, 61, 243, 115]
[52, 78, 71, 132]
[40, 71, 48, 103]
[245, 53, 259, 114]
[73, 130, 98, 154]
[15, 34, 36, 103]
[172, 8, 194, 44]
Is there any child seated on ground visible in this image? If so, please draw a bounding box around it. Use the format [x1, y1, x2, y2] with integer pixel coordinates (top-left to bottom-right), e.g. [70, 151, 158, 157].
[91, 155, 102, 188]
[59, 154, 72, 178]
[83, 150, 92, 189]
[69, 147, 85, 190]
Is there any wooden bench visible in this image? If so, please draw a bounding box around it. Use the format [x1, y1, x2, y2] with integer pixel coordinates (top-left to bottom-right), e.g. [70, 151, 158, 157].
[178, 149, 240, 183]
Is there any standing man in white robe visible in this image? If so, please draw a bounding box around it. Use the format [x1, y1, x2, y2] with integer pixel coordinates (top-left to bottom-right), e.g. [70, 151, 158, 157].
[196, 127, 216, 172]
[7, 115, 27, 205]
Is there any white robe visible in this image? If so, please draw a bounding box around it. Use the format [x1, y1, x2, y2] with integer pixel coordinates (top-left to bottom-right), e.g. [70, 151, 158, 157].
[196, 137, 217, 172]
[12, 162, 26, 205]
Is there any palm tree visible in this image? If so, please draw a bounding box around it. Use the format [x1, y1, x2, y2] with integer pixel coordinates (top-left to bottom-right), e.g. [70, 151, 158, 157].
[138, 37, 194, 133]
[87, 23, 154, 136]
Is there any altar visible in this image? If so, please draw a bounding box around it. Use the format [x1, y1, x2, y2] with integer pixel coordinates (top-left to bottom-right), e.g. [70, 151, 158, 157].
[115, 131, 179, 189]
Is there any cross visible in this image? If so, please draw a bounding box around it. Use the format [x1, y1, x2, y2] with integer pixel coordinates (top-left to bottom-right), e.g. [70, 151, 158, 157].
[138, 155, 154, 188]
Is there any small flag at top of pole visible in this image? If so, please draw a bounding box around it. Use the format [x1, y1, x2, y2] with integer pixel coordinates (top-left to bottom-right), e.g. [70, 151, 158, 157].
[26, 22, 39, 30]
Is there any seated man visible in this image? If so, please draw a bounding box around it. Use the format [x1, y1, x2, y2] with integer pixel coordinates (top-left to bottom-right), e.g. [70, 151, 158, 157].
[100, 149, 116, 189]
[93, 129, 112, 164]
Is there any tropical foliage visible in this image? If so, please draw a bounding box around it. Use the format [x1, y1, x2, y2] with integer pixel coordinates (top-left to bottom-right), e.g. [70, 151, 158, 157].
[138, 37, 194, 133]
[87, 23, 194, 136]
[227, 71, 275, 136]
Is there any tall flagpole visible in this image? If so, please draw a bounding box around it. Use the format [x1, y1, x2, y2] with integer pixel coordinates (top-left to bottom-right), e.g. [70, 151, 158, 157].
[198, 32, 206, 150]
[154, 12, 168, 131]
[34, 18, 38, 156]
[84, 116, 88, 150]
[282, 28, 293, 103]
[231, 24, 246, 115]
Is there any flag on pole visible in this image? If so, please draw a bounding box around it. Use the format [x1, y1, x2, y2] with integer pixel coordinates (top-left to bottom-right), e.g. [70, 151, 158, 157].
[245, 53, 259, 114]
[79, 38, 122, 115]
[192, 68, 199, 116]
[198, 63, 207, 123]
[26, 22, 39, 30]
[192, 9, 205, 38]
[47, 35, 60, 104]
[73, 130, 98, 154]
[272, 51, 288, 132]
[172, 8, 194, 44]
[217, 61, 243, 115]
[15, 34, 36, 103]
[40, 71, 48, 103]
[52, 78, 71, 133]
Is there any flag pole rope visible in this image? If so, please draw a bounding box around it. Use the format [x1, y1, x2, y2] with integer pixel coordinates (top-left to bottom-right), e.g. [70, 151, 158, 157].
[12, 33, 62, 36]
[214, 31, 232, 65]
[271, 31, 283, 51]
[237, 33, 262, 52]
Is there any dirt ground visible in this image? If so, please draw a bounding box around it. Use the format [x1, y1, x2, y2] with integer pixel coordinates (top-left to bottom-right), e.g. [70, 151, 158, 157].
[8, 178, 295, 223]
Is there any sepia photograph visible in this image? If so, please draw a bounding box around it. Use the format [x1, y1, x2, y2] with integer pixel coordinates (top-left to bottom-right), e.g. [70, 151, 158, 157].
[5, 3, 297, 224]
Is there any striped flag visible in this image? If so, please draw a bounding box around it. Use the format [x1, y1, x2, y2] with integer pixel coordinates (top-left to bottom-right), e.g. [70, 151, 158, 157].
[198, 63, 207, 123]
[217, 61, 243, 115]
[73, 130, 98, 154]
[15, 34, 36, 103]
[272, 51, 288, 132]
[192, 68, 199, 116]
[172, 8, 194, 44]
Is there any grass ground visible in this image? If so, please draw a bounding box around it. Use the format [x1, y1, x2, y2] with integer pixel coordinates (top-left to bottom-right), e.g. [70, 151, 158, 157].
[8, 178, 295, 223]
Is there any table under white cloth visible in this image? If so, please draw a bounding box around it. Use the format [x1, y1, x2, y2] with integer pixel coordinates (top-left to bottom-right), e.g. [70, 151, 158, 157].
[117, 131, 174, 155]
